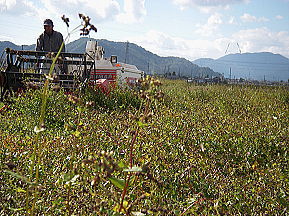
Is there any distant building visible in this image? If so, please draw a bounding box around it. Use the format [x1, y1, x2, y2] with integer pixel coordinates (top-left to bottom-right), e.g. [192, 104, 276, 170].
[188, 76, 224, 84]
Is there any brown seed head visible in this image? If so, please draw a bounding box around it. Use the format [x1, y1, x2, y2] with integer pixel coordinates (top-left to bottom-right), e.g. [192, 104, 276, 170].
[61, 15, 70, 27]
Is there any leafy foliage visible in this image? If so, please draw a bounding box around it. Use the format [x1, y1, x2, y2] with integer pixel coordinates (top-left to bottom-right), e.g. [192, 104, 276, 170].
[0, 79, 288, 215]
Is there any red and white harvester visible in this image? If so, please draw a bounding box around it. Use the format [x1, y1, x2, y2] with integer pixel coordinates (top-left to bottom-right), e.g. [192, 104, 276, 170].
[0, 40, 144, 100]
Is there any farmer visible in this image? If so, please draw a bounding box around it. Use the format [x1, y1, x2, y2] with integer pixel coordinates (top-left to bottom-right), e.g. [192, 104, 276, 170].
[36, 19, 65, 52]
[36, 19, 66, 74]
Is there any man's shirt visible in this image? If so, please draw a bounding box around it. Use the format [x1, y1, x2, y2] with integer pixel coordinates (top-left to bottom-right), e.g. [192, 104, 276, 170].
[36, 30, 65, 52]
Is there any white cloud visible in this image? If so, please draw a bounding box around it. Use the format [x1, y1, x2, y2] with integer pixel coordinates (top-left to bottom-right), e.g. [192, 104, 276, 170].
[0, 0, 37, 15]
[37, 0, 121, 21]
[0, 0, 16, 11]
[117, 0, 147, 24]
[240, 13, 269, 23]
[172, 0, 249, 12]
[0, 34, 14, 41]
[173, 0, 249, 7]
[276, 15, 283, 20]
[0, 0, 147, 24]
[195, 13, 223, 37]
[208, 12, 223, 25]
[228, 16, 236, 24]
[129, 27, 289, 61]
[129, 30, 226, 60]
[240, 13, 256, 22]
[232, 27, 289, 57]
[258, 17, 269, 22]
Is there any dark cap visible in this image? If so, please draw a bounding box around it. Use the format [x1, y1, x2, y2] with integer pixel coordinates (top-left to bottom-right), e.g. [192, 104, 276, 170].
[43, 19, 53, 27]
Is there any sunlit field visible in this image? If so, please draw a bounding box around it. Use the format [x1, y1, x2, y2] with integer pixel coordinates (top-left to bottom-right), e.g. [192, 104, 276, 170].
[1, 79, 288, 215]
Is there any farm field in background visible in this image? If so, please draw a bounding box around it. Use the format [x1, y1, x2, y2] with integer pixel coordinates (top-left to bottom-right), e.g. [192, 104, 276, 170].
[0, 79, 288, 215]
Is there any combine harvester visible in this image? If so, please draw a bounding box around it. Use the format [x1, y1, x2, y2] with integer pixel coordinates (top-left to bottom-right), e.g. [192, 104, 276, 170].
[0, 40, 144, 100]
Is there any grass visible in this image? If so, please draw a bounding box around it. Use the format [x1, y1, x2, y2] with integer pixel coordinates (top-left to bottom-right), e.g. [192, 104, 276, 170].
[0, 79, 288, 215]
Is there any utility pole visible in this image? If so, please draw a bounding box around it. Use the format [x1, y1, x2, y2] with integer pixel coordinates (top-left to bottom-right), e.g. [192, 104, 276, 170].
[147, 62, 150, 75]
[229, 67, 232, 80]
[124, 41, 129, 64]
[21, 45, 27, 50]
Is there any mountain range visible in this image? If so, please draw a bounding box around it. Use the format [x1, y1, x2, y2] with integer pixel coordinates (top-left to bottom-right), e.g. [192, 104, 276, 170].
[1, 38, 288, 81]
[0, 38, 219, 78]
[193, 53, 289, 81]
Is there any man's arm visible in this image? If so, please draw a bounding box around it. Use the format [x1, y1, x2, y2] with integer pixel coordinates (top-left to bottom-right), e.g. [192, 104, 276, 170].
[36, 34, 43, 51]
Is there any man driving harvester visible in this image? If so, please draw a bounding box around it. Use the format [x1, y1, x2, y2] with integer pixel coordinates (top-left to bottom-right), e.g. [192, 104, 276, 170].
[36, 19, 65, 52]
[36, 19, 66, 74]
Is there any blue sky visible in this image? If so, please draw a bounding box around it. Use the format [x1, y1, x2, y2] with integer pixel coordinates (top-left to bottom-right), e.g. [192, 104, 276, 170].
[0, 0, 288, 60]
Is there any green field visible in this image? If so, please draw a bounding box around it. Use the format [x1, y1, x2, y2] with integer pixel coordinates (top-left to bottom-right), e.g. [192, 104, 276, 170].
[1, 78, 288, 215]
